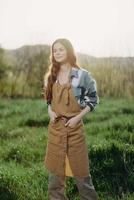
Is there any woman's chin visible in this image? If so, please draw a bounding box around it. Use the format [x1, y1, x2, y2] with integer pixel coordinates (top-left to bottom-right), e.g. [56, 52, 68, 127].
[56, 59, 66, 64]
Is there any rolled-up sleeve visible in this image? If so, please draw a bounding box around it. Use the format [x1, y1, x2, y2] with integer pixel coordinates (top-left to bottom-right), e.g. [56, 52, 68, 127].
[84, 71, 99, 111]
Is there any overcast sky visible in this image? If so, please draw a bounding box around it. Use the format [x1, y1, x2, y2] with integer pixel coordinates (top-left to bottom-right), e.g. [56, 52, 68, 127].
[0, 0, 134, 57]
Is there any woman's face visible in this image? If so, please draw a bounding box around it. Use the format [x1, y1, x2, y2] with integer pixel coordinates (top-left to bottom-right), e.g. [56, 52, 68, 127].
[53, 42, 68, 63]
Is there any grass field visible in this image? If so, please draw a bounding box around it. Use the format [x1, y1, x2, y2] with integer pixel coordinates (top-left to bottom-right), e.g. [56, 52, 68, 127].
[0, 97, 134, 200]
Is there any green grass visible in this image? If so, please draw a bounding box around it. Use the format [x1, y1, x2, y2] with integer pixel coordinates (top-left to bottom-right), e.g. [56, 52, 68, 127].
[0, 97, 134, 200]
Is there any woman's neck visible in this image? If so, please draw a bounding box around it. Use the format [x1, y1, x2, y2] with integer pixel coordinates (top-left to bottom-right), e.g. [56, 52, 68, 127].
[60, 63, 72, 73]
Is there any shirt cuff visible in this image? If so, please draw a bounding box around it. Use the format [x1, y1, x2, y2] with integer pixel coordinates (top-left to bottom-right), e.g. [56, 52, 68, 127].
[86, 102, 94, 111]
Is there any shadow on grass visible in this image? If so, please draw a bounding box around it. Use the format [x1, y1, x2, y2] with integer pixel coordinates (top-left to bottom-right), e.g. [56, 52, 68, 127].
[0, 187, 18, 200]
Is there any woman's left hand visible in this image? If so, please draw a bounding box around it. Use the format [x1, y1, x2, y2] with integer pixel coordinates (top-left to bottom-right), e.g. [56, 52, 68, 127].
[65, 115, 82, 128]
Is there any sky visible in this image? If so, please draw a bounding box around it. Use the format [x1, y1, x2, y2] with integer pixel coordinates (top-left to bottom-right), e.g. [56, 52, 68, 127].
[0, 0, 134, 57]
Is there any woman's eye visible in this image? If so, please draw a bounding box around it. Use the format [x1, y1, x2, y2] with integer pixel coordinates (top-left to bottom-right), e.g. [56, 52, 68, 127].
[53, 48, 64, 53]
[60, 48, 64, 51]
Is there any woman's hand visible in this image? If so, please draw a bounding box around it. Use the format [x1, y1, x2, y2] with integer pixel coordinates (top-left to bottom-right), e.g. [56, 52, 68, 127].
[65, 106, 91, 127]
[48, 105, 57, 123]
[65, 115, 82, 128]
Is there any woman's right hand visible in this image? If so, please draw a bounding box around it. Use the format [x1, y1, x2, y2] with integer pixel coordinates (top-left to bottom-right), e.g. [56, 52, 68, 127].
[48, 105, 58, 123]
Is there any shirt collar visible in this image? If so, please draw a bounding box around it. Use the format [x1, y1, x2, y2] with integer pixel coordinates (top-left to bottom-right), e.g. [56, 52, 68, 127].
[70, 68, 79, 78]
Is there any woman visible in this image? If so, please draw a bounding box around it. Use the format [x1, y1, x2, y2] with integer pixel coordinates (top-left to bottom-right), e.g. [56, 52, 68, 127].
[43, 38, 99, 200]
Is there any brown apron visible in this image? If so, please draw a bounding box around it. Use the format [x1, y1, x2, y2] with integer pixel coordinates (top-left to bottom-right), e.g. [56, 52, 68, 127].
[44, 79, 90, 178]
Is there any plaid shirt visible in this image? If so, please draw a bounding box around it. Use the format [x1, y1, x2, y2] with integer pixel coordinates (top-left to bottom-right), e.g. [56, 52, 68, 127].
[47, 67, 99, 112]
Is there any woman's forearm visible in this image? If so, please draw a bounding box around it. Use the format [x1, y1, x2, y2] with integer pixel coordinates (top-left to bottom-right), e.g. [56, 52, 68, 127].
[76, 106, 91, 119]
[48, 104, 52, 115]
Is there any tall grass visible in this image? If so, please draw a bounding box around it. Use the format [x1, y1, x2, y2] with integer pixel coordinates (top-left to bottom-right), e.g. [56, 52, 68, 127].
[0, 57, 134, 99]
[88, 60, 134, 99]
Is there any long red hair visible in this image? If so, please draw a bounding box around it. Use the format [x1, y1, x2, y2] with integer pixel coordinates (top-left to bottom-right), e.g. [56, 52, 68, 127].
[43, 38, 80, 104]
